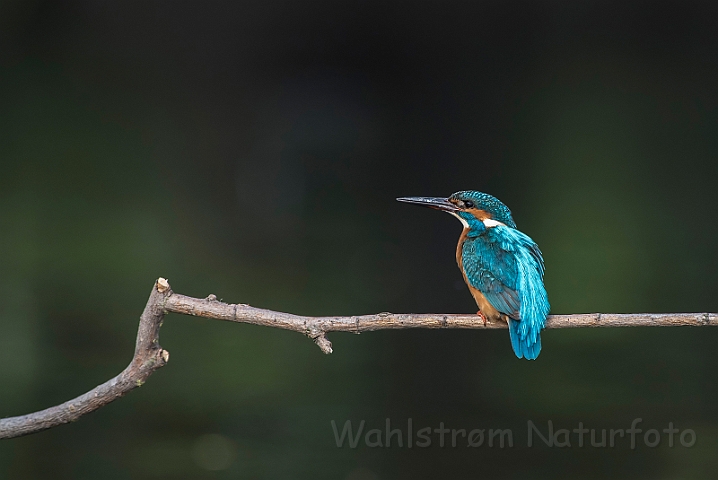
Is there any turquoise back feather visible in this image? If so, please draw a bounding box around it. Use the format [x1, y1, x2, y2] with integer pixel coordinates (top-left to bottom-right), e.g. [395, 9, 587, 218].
[459, 217, 549, 359]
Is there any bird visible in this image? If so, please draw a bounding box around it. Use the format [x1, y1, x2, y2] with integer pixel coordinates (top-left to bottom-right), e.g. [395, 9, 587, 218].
[397, 190, 550, 359]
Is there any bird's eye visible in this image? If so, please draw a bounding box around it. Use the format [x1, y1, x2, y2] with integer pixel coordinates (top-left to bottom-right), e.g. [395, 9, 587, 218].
[463, 200, 474, 209]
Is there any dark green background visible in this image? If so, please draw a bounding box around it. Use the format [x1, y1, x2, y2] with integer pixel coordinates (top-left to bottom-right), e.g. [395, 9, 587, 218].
[1, 1, 717, 478]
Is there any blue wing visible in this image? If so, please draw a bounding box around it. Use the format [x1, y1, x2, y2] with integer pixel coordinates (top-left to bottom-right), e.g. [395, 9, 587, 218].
[461, 226, 549, 359]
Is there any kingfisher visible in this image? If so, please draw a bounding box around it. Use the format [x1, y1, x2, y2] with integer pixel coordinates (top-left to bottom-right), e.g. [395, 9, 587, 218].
[397, 191, 550, 359]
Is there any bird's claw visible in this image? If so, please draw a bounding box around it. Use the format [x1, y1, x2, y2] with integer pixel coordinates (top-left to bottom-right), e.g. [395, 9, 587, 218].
[477, 310, 487, 327]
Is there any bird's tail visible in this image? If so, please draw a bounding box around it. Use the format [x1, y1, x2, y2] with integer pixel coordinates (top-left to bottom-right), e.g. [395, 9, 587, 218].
[508, 318, 542, 360]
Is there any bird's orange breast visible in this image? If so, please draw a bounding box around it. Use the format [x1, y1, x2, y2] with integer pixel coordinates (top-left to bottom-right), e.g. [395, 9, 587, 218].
[456, 227, 504, 323]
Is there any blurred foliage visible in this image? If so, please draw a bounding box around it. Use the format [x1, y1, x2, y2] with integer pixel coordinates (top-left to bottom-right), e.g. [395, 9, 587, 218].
[1, 1, 717, 479]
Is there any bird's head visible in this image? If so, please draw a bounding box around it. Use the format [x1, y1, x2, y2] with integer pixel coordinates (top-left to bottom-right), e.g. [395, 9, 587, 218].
[397, 190, 516, 230]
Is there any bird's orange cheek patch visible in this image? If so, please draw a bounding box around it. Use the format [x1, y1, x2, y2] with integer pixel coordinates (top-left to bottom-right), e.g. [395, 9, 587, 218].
[466, 208, 491, 221]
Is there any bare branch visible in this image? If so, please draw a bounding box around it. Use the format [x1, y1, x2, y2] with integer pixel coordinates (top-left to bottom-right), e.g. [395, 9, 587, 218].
[1, 277, 716, 439]
[164, 292, 718, 356]
[0, 280, 170, 439]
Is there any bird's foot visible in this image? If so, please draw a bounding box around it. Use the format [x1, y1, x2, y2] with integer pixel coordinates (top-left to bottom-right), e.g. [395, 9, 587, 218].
[477, 310, 487, 327]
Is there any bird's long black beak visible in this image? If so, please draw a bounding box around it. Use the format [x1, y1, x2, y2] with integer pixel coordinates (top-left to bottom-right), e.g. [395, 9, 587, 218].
[396, 196, 460, 212]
